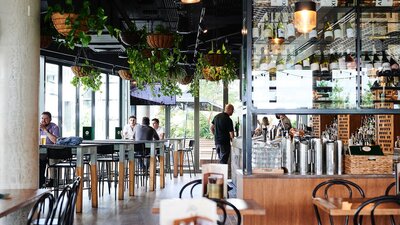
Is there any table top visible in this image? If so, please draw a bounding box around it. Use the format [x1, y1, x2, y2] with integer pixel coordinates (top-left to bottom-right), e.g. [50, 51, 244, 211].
[40, 144, 98, 148]
[152, 198, 266, 216]
[0, 189, 49, 218]
[312, 197, 400, 216]
[83, 139, 166, 144]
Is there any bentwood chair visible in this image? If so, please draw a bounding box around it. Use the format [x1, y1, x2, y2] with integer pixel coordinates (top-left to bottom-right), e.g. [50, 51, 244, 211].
[180, 140, 196, 177]
[385, 182, 397, 225]
[211, 198, 242, 225]
[27, 192, 55, 225]
[353, 195, 400, 225]
[312, 179, 365, 225]
[179, 179, 202, 198]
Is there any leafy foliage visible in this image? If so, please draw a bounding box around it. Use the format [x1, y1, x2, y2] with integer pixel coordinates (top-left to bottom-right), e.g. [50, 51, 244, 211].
[71, 60, 102, 91]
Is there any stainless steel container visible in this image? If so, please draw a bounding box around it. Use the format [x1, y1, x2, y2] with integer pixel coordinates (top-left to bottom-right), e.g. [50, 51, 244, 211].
[337, 140, 343, 175]
[282, 137, 295, 174]
[299, 140, 309, 175]
[313, 138, 323, 175]
[326, 141, 337, 175]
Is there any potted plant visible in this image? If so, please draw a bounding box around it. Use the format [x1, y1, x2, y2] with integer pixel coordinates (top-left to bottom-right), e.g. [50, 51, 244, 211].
[146, 24, 175, 49]
[118, 69, 133, 81]
[71, 60, 102, 91]
[119, 23, 147, 47]
[45, 0, 117, 50]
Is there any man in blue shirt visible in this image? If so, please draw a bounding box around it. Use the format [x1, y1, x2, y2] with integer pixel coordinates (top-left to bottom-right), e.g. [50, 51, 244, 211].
[210, 104, 234, 164]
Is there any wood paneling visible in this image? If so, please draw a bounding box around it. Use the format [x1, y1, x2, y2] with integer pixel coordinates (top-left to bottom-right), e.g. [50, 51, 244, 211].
[237, 173, 395, 225]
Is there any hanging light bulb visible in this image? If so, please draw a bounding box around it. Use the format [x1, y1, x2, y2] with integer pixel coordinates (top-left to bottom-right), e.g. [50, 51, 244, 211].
[181, 0, 201, 4]
[294, 1, 317, 33]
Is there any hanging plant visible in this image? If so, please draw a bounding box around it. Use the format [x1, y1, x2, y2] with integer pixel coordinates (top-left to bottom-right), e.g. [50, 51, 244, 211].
[45, 0, 119, 50]
[118, 69, 133, 80]
[71, 60, 102, 91]
[119, 24, 147, 47]
[146, 24, 175, 49]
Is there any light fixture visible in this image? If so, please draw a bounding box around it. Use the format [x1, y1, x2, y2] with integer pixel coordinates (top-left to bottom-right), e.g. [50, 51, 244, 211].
[181, 0, 201, 4]
[199, 24, 208, 34]
[294, 1, 317, 33]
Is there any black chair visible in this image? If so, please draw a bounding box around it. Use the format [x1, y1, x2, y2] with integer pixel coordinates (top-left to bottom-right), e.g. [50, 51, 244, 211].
[96, 144, 118, 199]
[353, 195, 400, 225]
[312, 179, 365, 225]
[211, 198, 242, 225]
[385, 182, 397, 225]
[164, 143, 174, 180]
[179, 179, 202, 198]
[46, 148, 75, 196]
[180, 140, 196, 177]
[27, 192, 55, 225]
[134, 143, 150, 189]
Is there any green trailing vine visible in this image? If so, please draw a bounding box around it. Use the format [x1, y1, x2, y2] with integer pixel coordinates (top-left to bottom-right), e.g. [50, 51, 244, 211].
[71, 60, 102, 91]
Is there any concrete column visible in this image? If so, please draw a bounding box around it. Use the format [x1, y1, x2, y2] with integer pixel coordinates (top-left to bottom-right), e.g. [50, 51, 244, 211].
[0, 0, 40, 189]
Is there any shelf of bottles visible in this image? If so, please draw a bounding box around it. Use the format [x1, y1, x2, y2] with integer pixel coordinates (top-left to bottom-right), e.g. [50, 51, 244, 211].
[252, 0, 400, 110]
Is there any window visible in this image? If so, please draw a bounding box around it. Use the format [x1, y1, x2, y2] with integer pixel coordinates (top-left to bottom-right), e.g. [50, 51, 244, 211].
[62, 66, 77, 136]
[95, 74, 107, 139]
[79, 87, 92, 136]
[44, 63, 59, 125]
[109, 75, 120, 138]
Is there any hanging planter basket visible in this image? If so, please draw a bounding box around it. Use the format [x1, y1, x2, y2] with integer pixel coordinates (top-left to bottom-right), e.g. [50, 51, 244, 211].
[204, 53, 225, 67]
[119, 31, 141, 46]
[51, 12, 88, 37]
[118, 70, 133, 80]
[40, 35, 52, 48]
[71, 66, 87, 77]
[179, 75, 193, 85]
[146, 34, 174, 49]
[202, 67, 222, 81]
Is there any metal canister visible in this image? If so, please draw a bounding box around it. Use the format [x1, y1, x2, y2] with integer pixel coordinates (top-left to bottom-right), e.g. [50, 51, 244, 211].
[299, 140, 309, 175]
[282, 137, 295, 174]
[313, 138, 323, 175]
[337, 140, 343, 175]
[326, 141, 337, 175]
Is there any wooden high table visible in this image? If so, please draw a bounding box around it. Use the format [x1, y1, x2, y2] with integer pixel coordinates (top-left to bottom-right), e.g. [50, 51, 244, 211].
[40, 144, 98, 213]
[152, 198, 266, 216]
[312, 197, 400, 216]
[83, 139, 166, 199]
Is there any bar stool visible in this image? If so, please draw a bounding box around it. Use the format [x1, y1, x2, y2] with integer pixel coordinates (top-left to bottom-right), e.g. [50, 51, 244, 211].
[96, 144, 118, 199]
[134, 143, 150, 189]
[210, 147, 218, 163]
[179, 140, 196, 177]
[164, 143, 174, 179]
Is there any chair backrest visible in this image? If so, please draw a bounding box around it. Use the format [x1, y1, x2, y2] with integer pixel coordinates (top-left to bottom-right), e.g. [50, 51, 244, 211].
[96, 144, 115, 155]
[385, 182, 396, 195]
[211, 198, 242, 225]
[47, 148, 73, 160]
[179, 179, 202, 198]
[66, 177, 81, 224]
[188, 140, 195, 148]
[312, 179, 365, 225]
[353, 195, 400, 225]
[27, 192, 55, 225]
[134, 143, 146, 155]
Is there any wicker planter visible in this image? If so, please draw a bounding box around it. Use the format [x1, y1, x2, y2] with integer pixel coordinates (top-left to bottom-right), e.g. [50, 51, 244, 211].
[118, 70, 133, 80]
[40, 35, 52, 48]
[204, 53, 225, 66]
[179, 75, 193, 85]
[71, 66, 87, 77]
[202, 67, 222, 81]
[146, 34, 174, 49]
[51, 12, 88, 37]
[119, 31, 141, 46]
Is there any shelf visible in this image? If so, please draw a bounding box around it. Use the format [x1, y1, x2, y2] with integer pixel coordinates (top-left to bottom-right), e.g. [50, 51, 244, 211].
[360, 6, 400, 13]
[313, 86, 333, 91]
[372, 100, 400, 103]
[370, 86, 400, 91]
[313, 100, 333, 103]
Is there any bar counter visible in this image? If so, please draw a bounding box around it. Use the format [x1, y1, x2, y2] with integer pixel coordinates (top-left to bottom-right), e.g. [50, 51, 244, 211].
[236, 170, 395, 225]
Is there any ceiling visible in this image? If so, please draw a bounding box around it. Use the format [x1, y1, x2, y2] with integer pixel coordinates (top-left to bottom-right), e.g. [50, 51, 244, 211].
[40, 0, 243, 73]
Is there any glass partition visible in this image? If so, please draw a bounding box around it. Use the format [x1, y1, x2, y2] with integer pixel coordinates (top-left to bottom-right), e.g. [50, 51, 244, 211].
[109, 75, 121, 138]
[62, 66, 76, 136]
[44, 63, 59, 124]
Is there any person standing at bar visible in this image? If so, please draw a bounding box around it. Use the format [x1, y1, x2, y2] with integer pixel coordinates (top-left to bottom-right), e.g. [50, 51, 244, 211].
[39, 111, 60, 187]
[210, 104, 234, 164]
[122, 115, 138, 139]
[152, 118, 165, 139]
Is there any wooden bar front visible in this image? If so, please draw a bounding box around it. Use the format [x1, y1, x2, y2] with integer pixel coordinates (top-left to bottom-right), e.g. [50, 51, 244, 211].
[237, 171, 394, 225]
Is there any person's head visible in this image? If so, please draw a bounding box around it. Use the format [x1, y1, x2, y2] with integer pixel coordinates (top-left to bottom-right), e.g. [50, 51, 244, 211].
[128, 116, 137, 127]
[142, 117, 150, 126]
[262, 117, 269, 126]
[41, 111, 52, 126]
[224, 104, 234, 116]
[152, 118, 160, 129]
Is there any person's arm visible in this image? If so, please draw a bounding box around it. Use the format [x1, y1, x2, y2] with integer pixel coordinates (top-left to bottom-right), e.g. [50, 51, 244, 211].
[153, 129, 160, 140]
[229, 131, 234, 141]
[210, 124, 215, 135]
[40, 124, 58, 144]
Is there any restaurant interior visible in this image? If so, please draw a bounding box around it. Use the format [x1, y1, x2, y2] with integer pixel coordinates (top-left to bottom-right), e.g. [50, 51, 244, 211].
[1, 0, 400, 224]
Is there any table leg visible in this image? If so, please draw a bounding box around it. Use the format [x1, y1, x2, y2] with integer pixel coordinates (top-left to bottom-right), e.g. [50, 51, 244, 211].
[160, 154, 165, 188]
[173, 151, 179, 178]
[149, 156, 155, 191]
[179, 151, 184, 176]
[129, 159, 135, 196]
[118, 144, 125, 200]
[90, 163, 98, 208]
[76, 166, 83, 213]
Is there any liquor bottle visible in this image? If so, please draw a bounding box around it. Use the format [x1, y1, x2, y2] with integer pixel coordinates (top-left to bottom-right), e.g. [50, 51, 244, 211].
[276, 53, 286, 71]
[277, 20, 285, 40]
[364, 51, 373, 70]
[286, 15, 296, 42]
[345, 20, 354, 39]
[303, 56, 311, 70]
[381, 50, 391, 76]
[324, 21, 334, 42]
[269, 55, 277, 80]
[329, 49, 339, 70]
[333, 23, 343, 40]
[338, 51, 347, 70]
[311, 52, 320, 72]
[320, 50, 329, 72]
[295, 60, 303, 70]
[263, 19, 273, 40]
[309, 29, 318, 41]
[345, 49, 356, 70]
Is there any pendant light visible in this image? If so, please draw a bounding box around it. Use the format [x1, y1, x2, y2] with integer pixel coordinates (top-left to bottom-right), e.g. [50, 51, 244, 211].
[181, 0, 201, 4]
[294, 1, 317, 33]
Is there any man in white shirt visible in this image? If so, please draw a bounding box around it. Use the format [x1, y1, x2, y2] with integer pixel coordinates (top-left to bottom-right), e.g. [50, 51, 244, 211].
[122, 115, 138, 139]
[152, 118, 165, 139]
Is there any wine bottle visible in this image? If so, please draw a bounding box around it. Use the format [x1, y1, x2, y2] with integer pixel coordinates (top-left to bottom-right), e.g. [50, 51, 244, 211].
[320, 50, 330, 72]
[338, 51, 347, 70]
[303, 56, 311, 70]
[381, 50, 391, 76]
[276, 53, 285, 71]
[324, 21, 334, 42]
[345, 49, 356, 70]
[309, 29, 318, 41]
[263, 19, 273, 40]
[329, 49, 339, 70]
[345, 20, 354, 39]
[286, 14, 296, 42]
[333, 23, 343, 40]
[269, 55, 277, 80]
[295, 60, 303, 70]
[277, 21, 285, 40]
[311, 52, 320, 72]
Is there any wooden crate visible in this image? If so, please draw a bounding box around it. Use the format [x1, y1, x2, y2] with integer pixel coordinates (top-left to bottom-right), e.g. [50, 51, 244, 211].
[376, 114, 394, 154]
[344, 155, 393, 174]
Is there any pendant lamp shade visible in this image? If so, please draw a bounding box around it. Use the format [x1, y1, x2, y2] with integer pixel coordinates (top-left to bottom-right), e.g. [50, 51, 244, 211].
[294, 1, 317, 33]
[181, 0, 201, 4]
